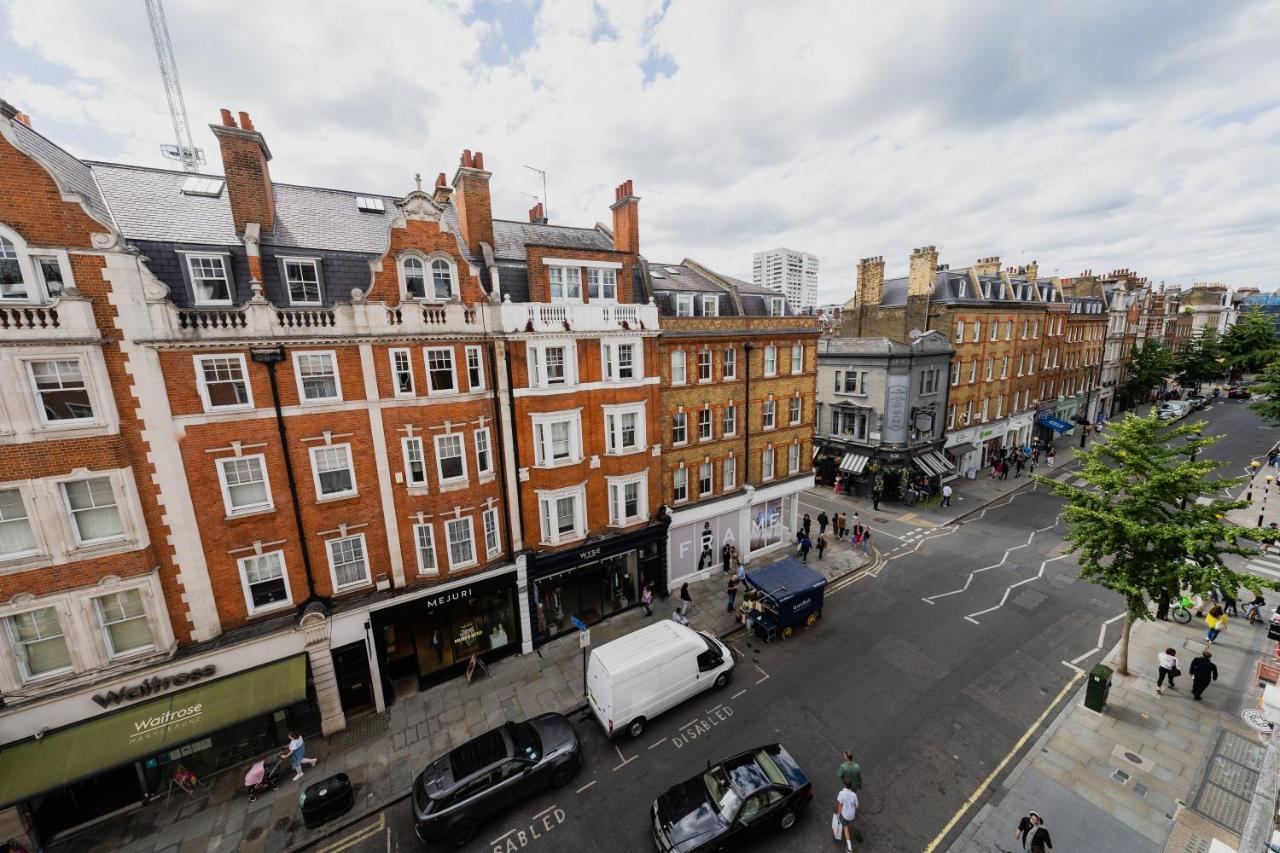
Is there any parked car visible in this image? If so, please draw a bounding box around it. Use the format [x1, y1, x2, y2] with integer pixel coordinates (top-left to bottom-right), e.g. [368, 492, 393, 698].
[1158, 401, 1192, 421]
[652, 744, 812, 852]
[1187, 395, 1208, 410]
[412, 715, 582, 847]
[587, 620, 734, 739]
[1228, 386, 1252, 399]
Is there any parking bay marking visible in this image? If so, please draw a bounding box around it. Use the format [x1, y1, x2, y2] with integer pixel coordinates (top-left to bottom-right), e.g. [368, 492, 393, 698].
[489, 805, 567, 853]
[754, 664, 769, 685]
[730, 689, 746, 700]
[575, 780, 596, 794]
[612, 743, 636, 771]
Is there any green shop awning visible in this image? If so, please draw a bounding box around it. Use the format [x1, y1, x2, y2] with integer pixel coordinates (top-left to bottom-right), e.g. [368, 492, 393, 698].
[0, 655, 307, 807]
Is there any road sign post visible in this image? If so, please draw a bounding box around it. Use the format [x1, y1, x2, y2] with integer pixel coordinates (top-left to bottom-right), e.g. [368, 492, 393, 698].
[571, 616, 590, 695]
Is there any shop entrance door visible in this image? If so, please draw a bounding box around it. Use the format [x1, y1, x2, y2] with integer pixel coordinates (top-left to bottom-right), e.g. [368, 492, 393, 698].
[30, 763, 141, 842]
[331, 641, 375, 715]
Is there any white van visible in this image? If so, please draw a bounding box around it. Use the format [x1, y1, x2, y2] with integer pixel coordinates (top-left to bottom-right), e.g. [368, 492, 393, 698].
[586, 620, 734, 739]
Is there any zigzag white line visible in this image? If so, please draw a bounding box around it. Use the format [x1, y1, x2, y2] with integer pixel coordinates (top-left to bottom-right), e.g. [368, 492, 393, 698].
[1061, 612, 1126, 671]
[922, 516, 1061, 604]
[965, 552, 1073, 624]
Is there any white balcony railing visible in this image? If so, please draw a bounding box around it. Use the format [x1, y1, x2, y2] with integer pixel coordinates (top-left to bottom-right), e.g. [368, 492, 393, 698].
[498, 299, 658, 334]
[147, 296, 490, 342]
[0, 293, 101, 342]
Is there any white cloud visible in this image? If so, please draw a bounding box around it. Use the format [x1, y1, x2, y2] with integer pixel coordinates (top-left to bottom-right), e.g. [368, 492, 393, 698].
[2, 0, 1278, 300]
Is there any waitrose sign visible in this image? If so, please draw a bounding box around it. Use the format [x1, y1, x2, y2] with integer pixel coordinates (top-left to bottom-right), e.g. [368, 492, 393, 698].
[0, 655, 306, 807]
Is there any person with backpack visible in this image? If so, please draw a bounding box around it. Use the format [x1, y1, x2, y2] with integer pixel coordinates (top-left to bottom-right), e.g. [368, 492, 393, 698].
[1014, 811, 1052, 852]
[797, 534, 812, 563]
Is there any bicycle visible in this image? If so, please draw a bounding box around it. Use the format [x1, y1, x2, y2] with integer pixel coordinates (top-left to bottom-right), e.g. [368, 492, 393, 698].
[1171, 596, 1194, 624]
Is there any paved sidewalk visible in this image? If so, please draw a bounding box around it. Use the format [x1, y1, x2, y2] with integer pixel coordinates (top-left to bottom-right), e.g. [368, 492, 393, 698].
[948, 609, 1275, 853]
[53, 538, 871, 853]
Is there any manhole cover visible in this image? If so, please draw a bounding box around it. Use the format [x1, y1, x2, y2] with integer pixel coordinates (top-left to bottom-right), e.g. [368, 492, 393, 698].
[1124, 751, 1142, 763]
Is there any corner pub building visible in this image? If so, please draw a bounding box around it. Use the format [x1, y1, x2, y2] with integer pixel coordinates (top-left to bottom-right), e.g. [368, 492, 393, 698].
[0, 101, 724, 845]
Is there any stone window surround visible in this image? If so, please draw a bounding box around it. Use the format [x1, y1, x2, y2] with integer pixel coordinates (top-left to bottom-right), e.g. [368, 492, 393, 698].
[0, 346, 119, 443]
[397, 250, 458, 303]
[0, 224, 76, 305]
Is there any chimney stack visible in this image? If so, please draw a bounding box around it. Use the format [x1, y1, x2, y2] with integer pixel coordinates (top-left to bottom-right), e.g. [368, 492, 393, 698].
[210, 108, 276, 235]
[972, 255, 1000, 277]
[1025, 260, 1038, 284]
[431, 171, 453, 206]
[528, 202, 547, 225]
[908, 245, 939, 297]
[855, 256, 885, 307]
[452, 148, 494, 255]
[610, 180, 640, 254]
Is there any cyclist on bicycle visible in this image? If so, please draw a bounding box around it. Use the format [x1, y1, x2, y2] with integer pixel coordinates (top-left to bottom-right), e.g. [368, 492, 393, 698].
[1245, 593, 1266, 624]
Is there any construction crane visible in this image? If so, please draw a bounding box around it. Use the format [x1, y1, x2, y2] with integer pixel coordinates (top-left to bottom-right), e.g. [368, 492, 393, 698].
[144, 0, 203, 171]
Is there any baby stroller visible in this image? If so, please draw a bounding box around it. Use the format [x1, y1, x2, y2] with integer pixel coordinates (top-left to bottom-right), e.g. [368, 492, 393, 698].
[244, 754, 284, 801]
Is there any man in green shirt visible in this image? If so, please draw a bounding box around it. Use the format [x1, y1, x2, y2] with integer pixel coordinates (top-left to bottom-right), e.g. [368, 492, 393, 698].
[837, 751, 862, 791]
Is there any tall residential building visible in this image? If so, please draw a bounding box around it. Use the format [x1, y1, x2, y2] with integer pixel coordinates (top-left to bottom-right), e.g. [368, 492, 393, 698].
[752, 247, 818, 313]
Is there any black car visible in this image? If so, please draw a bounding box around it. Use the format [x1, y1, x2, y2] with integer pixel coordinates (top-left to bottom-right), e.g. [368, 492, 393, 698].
[652, 744, 812, 852]
[1228, 386, 1252, 399]
[413, 714, 582, 847]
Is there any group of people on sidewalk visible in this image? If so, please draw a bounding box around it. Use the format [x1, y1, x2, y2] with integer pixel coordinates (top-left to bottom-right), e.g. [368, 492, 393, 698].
[795, 511, 872, 564]
[989, 442, 1054, 481]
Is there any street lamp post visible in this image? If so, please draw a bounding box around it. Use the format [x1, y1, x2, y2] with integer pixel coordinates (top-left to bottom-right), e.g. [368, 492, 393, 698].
[1249, 460, 1262, 502]
[1260, 475, 1275, 529]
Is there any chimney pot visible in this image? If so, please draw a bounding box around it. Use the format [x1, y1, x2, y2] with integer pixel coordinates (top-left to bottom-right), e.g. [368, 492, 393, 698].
[610, 179, 640, 254]
[436, 172, 447, 188]
[238, 111, 254, 131]
[14, 112, 30, 127]
[220, 108, 236, 127]
[461, 149, 473, 168]
[473, 151, 485, 170]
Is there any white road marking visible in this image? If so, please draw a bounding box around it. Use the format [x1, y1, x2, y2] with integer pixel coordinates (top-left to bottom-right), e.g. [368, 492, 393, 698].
[576, 780, 597, 793]
[965, 553, 1073, 624]
[1061, 661, 1085, 675]
[612, 744, 636, 771]
[490, 829, 516, 845]
[532, 805, 558, 821]
[647, 739, 667, 751]
[754, 664, 770, 684]
[675, 717, 699, 731]
[923, 517, 1060, 604]
[730, 689, 746, 700]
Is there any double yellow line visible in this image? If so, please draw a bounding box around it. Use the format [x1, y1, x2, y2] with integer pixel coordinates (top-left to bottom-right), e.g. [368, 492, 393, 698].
[826, 547, 886, 596]
[315, 812, 385, 853]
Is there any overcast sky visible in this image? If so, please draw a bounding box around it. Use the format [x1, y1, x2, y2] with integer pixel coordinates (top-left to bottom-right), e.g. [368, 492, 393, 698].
[3, 0, 1278, 301]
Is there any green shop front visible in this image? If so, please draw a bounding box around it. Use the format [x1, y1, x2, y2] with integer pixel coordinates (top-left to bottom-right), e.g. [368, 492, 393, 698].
[0, 655, 316, 843]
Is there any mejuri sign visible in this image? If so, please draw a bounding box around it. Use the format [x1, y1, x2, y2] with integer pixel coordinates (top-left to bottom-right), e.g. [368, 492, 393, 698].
[92, 664, 217, 709]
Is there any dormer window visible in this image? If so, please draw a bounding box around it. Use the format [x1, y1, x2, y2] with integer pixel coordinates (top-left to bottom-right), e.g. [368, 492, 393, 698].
[768, 297, 785, 317]
[702, 295, 718, 317]
[675, 294, 693, 317]
[185, 253, 232, 304]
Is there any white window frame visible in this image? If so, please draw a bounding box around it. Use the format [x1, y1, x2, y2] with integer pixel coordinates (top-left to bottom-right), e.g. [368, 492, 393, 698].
[607, 473, 648, 526]
[400, 255, 427, 300]
[0, 487, 37, 561]
[185, 252, 233, 305]
[698, 406, 713, 442]
[698, 349, 713, 383]
[27, 358, 95, 426]
[548, 266, 582, 301]
[762, 399, 776, 430]
[701, 295, 718, 317]
[671, 409, 688, 445]
[587, 268, 617, 302]
[528, 341, 578, 389]
[445, 516, 477, 569]
[281, 257, 322, 306]
[954, 321, 964, 343]
[434, 433, 469, 484]
[788, 441, 801, 475]
[390, 348, 415, 397]
[194, 354, 253, 412]
[971, 321, 981, 342]
[326, 533, 370, 591]
[603, 402, 646, 455]
[402, 437, 427, 488]
[429, 256, 457, 301]
[951, 361, 961, 386]
[724, 456, 736, 491]
[237, 550, 294, 616]
[672, 466, 688, 503]
[474, 427, 493, 476]
[698, 461, 713, 497]
[675, 294, 694, 317]
[791, 343, 804, 374]
[601, 338, 642, 382]
[292, 350, 342, 403]
[414, 523, 438, 576]
[6, 606, 72, 682]
[671, 349, 687, 385]
[762, 447, 775, 481]
[309, 443, 357, 500]
[538, 484, 587, 545]
[724, 402, 737, 437]
[482, 508, 501, 558]
[790, 395, 802, 425]
[532, 410, 583, 467]
[425, 346, 458, 395]
[465, 345, 485, 392]
[215, 453, 273, 516]
[768, 297, 785, 317]
[723, 347, 737, 380]
[763, 345, 778, 377]
[60, 476, 125, 546]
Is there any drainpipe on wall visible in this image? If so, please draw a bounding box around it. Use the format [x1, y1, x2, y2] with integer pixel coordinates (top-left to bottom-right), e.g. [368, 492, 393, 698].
[743, 341, 753, 486]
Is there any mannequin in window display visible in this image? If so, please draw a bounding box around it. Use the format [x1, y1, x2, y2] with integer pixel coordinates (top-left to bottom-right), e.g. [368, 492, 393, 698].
[490, 621, 508, 648]
[431, 628, 444, 664]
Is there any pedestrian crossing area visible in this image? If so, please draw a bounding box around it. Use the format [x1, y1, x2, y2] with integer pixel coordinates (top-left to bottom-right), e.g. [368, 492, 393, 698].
[1242, 552, 1280, 581]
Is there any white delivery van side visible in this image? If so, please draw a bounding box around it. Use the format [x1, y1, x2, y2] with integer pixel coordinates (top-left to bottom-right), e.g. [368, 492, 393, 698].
[586, 620, 734, 739]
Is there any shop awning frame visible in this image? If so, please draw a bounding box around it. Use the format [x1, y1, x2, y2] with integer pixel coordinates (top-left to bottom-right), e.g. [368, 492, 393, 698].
[838, 452, 870, 474]
[911, 450, 956, 478]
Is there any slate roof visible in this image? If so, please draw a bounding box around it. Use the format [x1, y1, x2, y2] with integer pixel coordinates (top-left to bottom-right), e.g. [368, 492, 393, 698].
[646, 260, 797, 318]
[880, 268, 1045, 308]
[491, 219, 614, 261]
[11, 121, 112, 226]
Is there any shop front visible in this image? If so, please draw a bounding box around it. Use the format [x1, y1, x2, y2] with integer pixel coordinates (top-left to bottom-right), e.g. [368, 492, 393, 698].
[525, 521, 668, 647]
[944, 426, 982, 478]
[668, 501, 742, 587]
[0, 655, 314, 844]
[370, 571, 521, 697]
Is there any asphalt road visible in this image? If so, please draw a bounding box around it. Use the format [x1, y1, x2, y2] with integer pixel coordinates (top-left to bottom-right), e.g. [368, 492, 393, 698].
[311, 399, 1271, 853]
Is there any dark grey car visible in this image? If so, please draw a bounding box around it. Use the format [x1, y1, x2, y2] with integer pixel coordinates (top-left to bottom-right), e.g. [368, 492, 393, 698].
[413, 714, 581, 847]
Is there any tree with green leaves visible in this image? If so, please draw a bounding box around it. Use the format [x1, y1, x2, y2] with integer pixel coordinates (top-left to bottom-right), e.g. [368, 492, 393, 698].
[1250, 358, 1280, 425]
[1034, 412, 1266, 676]
[1121, 338, 1175, 406]
[1174, 332, 1225, 391]
[1219, 309, 1279, 377]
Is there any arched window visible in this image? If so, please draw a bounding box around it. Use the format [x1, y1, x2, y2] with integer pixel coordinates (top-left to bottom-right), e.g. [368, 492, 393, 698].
[431, 259, 454, 300]
[0, 235, 23, 299]
[402, 257, 426, 300]
[0, 227, 67, 302]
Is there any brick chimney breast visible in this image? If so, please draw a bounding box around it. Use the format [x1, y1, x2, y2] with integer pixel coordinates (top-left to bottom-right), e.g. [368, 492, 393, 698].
[452, 148, 494, 255]
[610, 180, 640, 254]
[908, 246, 939, 297]
[210, 109, 276, 235]
[855, 256, 885, 307]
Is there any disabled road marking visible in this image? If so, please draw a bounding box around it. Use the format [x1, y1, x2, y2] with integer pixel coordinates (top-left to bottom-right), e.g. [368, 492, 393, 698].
[922, 517, 1061, 605]
[489, 806, 567, 852]
[964, 552, 1072, 624]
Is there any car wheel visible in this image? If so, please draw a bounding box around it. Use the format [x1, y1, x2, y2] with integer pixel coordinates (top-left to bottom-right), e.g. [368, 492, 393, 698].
[779, 810, 797, 830]
[627, 717, 646, 738]
[550, 761, 576, 788]
[447, 818, 479, 848]
[713, 671, 729, 690]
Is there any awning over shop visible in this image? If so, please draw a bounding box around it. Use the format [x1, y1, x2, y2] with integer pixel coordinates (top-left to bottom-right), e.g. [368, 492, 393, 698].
[838, 452, 870, 474]
[0, 655, 307, 808]
[1038, 413, 1073, 433]
[912, 450, 956, 478]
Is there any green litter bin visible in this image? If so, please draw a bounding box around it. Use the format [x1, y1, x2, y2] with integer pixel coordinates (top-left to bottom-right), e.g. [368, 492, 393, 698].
[1084, 663, 1112, 712]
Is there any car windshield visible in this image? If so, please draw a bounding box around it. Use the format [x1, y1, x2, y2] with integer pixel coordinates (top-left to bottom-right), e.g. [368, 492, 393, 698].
[509, 722, 542, 762]
[703, 765, 742, 823]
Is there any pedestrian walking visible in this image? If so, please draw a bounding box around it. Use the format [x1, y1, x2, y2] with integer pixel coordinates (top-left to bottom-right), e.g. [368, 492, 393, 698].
[1205, 606, 1226, 643]
[1190, 650, 1218, 701]
[1032, 445, 1041, 464]
[1222, 590, 1238, 616]
[940, 483, 953, 508]
[850, 511, 860, 531]
[1015, 455, 1026, 478]
[871, 487, 882, 511]
[860, 528, 872, 555]
[831, 512, 842, 539]
[1014, 811, 1053, 853]
[285, 731, 318, 782]
[802, 513, 812, 537]
[679, 582, 693, 617]
[721, 543, 733, 574]
[1028, 454, 1038, 475]
[836, 751, 863, 791]
[999, 459, 1010, 480]
[641, 582, 654, 616]
[736, 558, 746, 581]
[798, 534, 812, 563]
[833, 785, 858, 853]
[818, 511, 829, 536]
[816, 534, 827, 560]
[1269, 448, 1279, 468]
[1156, 647, 1180, 694]
[726, 574, 740, 613]
[1047, 449, 1056, 468]
[851, 523, 864, 548]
